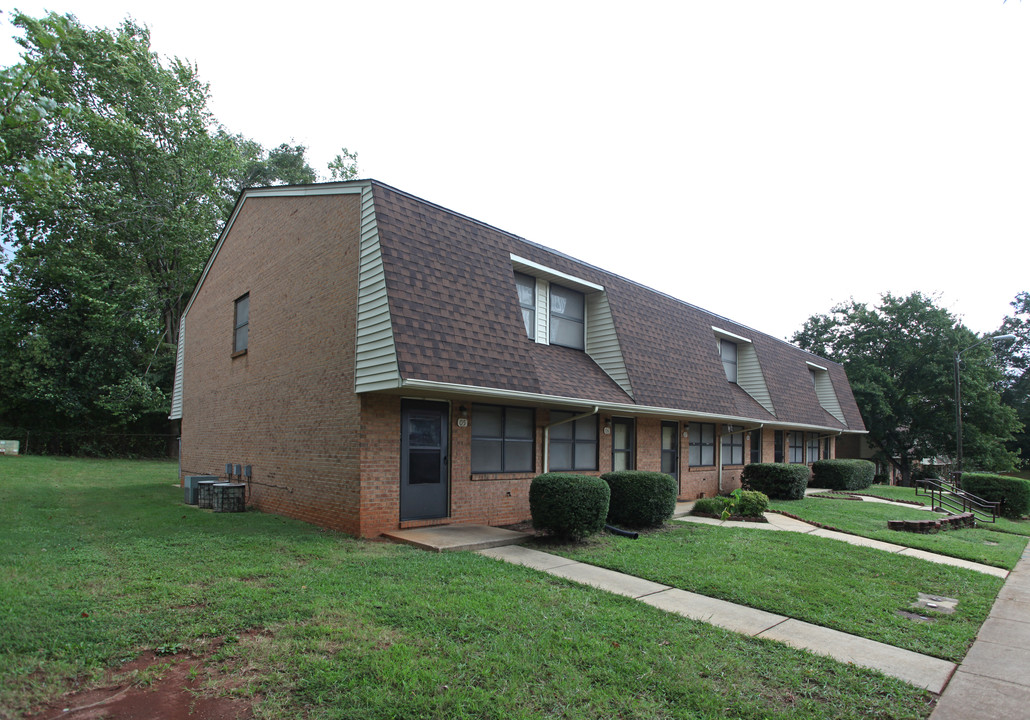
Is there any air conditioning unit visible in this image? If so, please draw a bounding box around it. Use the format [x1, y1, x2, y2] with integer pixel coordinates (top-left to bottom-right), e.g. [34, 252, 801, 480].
[184, 475, 218, 505]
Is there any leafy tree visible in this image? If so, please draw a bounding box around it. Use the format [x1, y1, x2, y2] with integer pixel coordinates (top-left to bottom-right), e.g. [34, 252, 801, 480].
[794, 292, 1020, 484]
[997, 292, 1030, 465]
[0, 11, 78, 194]
[0, 11, 357, 451]
[328, 147, 359, 181]
[240, 141, 318, 187]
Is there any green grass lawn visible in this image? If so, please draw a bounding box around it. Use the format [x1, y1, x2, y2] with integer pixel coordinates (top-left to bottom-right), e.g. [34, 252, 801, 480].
[0, 457, 936, 720]
[544, 522, 1002, 663]
[768, 493, 1029, 569]
[812, 485, 1030, 538]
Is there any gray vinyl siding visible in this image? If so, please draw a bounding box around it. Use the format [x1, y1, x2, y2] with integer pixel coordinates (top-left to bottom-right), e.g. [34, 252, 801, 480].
[169, 317, 185, 420]
[354, 185, 402, 392]
[737, 343, 774, 415]
[812, 369, 847, 425]
[586, 292, 633, 398]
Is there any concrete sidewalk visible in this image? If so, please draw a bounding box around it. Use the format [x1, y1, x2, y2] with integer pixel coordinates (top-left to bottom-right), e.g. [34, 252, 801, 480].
[477, 543, 957, 693]
[676, 505, 1009, 578]
[931, 546, 1030, 718]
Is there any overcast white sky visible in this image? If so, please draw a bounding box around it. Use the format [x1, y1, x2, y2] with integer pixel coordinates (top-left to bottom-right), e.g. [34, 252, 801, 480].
[2, 1, 1027, 341]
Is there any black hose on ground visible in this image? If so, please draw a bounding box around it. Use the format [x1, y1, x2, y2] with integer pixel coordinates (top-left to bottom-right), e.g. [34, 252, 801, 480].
[605, 524, 638, 539]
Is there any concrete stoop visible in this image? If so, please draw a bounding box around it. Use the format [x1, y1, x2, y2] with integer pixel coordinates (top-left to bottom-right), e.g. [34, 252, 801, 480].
[382, 524, 531, 552]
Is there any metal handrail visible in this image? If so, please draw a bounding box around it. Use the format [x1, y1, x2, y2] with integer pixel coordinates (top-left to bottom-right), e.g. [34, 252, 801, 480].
[915, 478, 998, 523]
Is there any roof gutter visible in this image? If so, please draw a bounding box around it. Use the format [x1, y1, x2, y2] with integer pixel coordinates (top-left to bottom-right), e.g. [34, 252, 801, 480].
[397, 378, 864, 435]
[542, 406, 600, 474]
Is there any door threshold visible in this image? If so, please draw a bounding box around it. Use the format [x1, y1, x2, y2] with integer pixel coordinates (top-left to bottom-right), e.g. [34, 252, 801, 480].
[399, 517, 452, 530]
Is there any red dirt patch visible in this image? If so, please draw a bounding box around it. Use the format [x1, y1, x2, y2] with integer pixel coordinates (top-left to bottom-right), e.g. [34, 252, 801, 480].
[22, 642, 254, 720]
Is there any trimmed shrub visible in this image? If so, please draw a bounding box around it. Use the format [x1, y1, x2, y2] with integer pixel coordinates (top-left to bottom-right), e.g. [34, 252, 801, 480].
[692, 496, 730, 516]
[735, 489, 769, 517]
[741, 463, 810, 500]
[961, 473, 1030, 519]
[529, 473, 610, 540]
[690, 490, 768, 519]
[811, 459, 876, 491]
[601, 471, 678, 528]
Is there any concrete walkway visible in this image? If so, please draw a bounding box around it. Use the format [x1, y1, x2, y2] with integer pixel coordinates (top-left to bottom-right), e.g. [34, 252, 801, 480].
[390, 496, 1028, 706]
[931, 546, 1030, 718]
[477, 543, 956, 693]
[676, 510, 1010, 579]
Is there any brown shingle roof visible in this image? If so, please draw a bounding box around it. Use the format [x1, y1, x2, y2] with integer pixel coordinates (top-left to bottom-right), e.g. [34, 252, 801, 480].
[370, 180, 864, 432]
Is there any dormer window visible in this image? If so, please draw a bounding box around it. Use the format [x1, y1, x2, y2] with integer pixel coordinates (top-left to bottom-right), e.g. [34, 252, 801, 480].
[508, 254, 634, 398]
[712, 326, 775, 415]
[515, 272, 535, 338]
[807, 361, 847, 425]
[549, 283, 585, 350]
[719, 339, 737, 383]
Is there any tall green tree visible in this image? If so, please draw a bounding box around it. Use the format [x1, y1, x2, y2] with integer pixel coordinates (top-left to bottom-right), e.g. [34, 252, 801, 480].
[793, 292, 1020, 484]
[0, 11, 356, 450]
[997, 292, 1030, 466]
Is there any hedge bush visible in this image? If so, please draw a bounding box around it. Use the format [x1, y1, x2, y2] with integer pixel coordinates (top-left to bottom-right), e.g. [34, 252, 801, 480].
[811, 459, 876, 491]
[529, 473, 610, 540]
[735, 489, 769, 517]
[741, 463, 810, 500]
[692, 496, 730, 516]
[961, 473, 1030, 519]
[601, 470, 678, 528]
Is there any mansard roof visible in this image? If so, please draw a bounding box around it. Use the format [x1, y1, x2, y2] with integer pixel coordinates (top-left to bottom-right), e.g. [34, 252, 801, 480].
[365, 180, 863, 432]
[172, 178, 865, 434]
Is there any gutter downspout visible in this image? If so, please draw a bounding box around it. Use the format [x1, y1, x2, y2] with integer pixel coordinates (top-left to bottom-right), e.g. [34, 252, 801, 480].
[543, 406, 600, 473]
[718, 424, 764, 494]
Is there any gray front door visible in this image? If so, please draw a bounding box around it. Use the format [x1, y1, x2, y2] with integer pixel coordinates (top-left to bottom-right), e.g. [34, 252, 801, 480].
[400, 400, 449, 521]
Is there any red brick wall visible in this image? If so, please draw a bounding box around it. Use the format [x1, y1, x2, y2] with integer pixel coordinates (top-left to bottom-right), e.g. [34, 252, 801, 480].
[178, 194, 834, 537]
[179, 193, 364, 536]
[354, 405, 766, 537]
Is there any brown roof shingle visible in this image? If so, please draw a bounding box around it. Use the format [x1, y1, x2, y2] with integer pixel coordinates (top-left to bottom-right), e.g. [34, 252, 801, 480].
[370, 181, 864, 432]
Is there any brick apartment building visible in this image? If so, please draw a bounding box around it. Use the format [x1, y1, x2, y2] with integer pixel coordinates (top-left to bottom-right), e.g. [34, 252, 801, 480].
[170, 179, 866, 537]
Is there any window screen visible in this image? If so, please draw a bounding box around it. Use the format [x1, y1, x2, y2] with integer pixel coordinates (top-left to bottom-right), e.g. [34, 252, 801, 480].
[234, 294, 249, 353]
[549, 284, 585, 350]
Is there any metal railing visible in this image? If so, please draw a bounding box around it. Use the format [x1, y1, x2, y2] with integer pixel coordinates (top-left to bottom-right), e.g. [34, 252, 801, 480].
[915, 477, 999, 523]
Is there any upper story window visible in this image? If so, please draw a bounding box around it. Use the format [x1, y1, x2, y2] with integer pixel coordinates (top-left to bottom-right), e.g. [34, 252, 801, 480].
[719, 339, 737, 383]
[808, 361, 848, 425]
[549, 283, 585, 350]
[233, 293, 249, 354]
[514, 272, 536, 339]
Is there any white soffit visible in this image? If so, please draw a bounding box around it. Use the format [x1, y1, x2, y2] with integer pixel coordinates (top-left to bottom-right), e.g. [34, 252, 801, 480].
[510, 254, 604, 292]
[712, 326, 753, 344]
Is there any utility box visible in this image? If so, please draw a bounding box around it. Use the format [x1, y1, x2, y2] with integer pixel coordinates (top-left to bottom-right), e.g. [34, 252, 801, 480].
[184, 475, 218, 505]
[0, 440, 20, 456]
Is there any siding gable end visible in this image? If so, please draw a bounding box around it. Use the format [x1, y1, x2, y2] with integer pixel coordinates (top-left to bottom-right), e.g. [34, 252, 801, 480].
[585, 292, 633, 398]
[168, 316, 185, 420]
[809, 362, 847, 426]
[354, 185, 402, 392]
